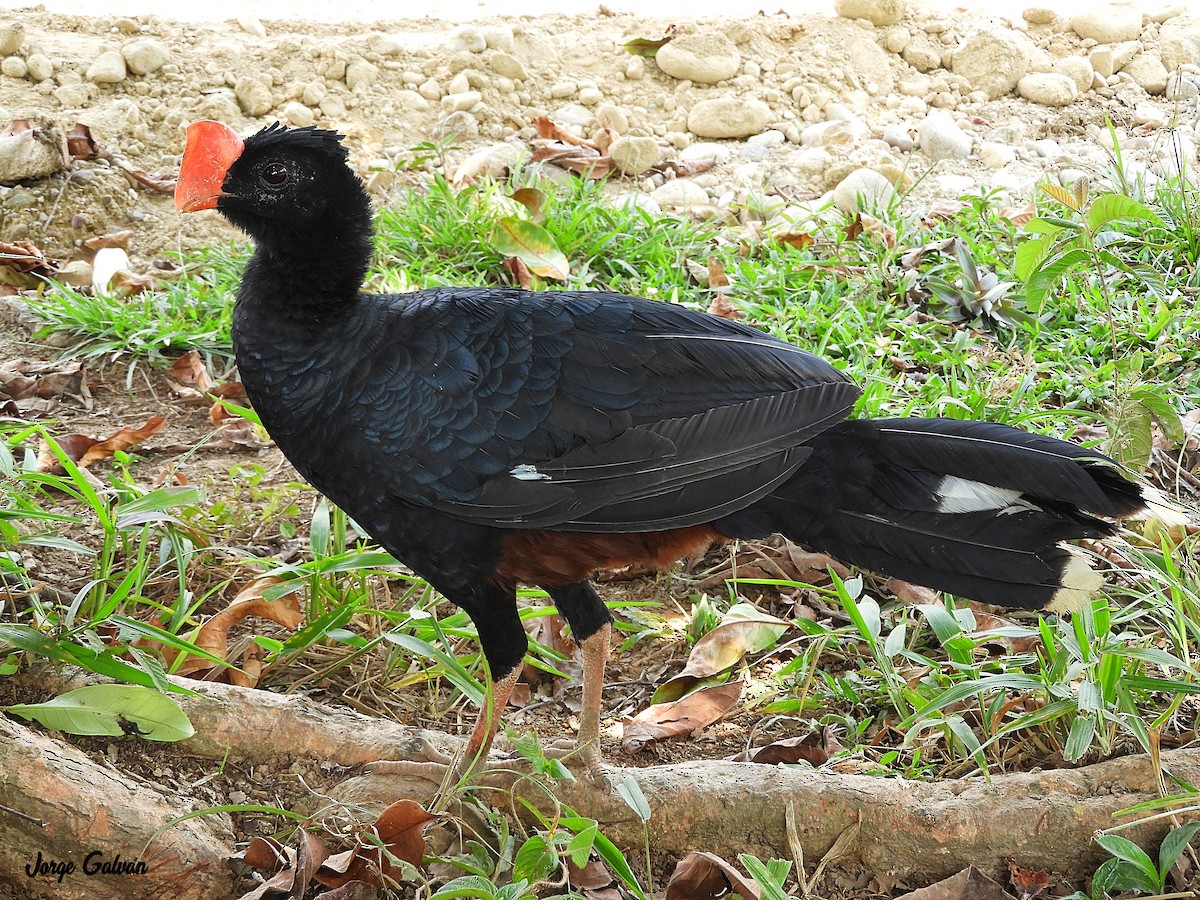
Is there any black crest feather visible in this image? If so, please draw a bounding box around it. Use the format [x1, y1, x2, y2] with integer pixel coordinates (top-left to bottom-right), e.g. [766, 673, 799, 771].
[245, 122, 349, 161]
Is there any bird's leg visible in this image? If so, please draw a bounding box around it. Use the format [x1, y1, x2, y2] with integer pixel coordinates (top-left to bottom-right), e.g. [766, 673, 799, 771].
[571, 621, 610, 781]
[366, 666, 523, 785]
[545, 582, 614, 786]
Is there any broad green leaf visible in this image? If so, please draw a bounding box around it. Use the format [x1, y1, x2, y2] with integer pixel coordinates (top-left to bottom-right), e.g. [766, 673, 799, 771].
[1086, 193, 1165, 232]
[623, 35, 673, 57]
[617, 774, 651, 822]
[565, 822, 597, 869]
[1024, 247, 1091, 307]
[1063, 714, 1095, 762]
[1095, 834, 1160, 891]
[560, 815, 645, 900]
[739, 855, 793, 900]
[1158, 822, 1200, 877]
[430, 874, 500, 899]
[492, 218, 570, 281]
[7, 684, 194, 741]
[513, 834, 557, 883]
[1109, 395, 1153, 471]
[1042, 182, 1084, 212]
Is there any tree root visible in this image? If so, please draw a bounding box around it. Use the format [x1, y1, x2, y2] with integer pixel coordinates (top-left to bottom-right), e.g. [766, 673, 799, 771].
[8, 671, 1199, 893]
[0, 715, 235, 900]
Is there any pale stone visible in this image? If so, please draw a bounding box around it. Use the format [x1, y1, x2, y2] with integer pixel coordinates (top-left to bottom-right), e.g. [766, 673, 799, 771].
[609, 135, 661, 176]
[86, 50, 127, 85]
[951, 29, 1029, 99]
[1070, 5, 1144, 43]
[834, 0, 906, 27]
[833, 167, 895, 214]
[1124, 52, 1169, 94]
[1017, 72, 1079, 106]
[656, 32, 741, 84]
[687, 97, 770, 139]
[235, 76, 272, 116]
[918, 110, 972, 159]
[121, 38, 169, 76]
[282, 101, 314, 127]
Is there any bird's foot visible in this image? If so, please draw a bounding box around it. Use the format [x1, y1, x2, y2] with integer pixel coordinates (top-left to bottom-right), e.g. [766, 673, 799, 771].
[539, 737, 610, 790]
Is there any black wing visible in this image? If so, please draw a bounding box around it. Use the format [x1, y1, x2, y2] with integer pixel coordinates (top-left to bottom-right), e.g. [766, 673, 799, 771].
[335, 288, 860, 531]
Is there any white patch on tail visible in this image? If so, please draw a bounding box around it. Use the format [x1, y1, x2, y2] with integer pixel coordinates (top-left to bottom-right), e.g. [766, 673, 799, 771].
[935, 475, 1032, 514]
[1138, 485, 1191, 530]
[1045, 544, 1104, 613]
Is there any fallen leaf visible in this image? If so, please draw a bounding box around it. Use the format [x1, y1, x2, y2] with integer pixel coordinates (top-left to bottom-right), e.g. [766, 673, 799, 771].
[110, 156, 176, 193]
[77, 416, 167, 467]
[209, 381, 251, 425]
[520, 612, 582, 695]
[175, 575, 303, 684]
[665, 851, 761, 900]
[316, 882, 379, 899]
[0, 240, 57, 278]
[492, 217, 570, 280]
[885, 578, 940, 606]
[168, 350, 215, 394]
[654, 603, 788, 703]
[622, 680, 742, 751]
[858, 213, 897, 247]
[895, 866, 1017, 900]
[622, 24, 679, 57]
[315, 800, 436, 889]
[730, 726, 846, 765]
[968, 608, 1041, 654]
[502, 255, 534, 290]
[1006, 858, 1050, 900]
[37, 416, 166, 471]
[532, 116, 601, 150]
[567, 858, 614, 890]
[510, 187, 548, 224]
[82, 230, 133, 251]
[999, 203, 1036, 227]
[0, 359, 91, 410]
[775, 230, 815, 251]
[65, 123, 99, 160]
[922, 198, 966, 227]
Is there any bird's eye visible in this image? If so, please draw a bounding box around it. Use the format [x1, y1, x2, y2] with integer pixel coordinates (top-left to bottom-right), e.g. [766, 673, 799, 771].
[262, 162, 289, 186]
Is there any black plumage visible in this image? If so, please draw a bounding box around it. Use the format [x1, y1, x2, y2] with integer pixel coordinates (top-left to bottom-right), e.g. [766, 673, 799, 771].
[176, 120, 1163, 781]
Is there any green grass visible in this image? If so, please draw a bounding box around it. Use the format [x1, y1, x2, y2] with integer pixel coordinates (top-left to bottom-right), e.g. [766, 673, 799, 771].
[4, 151, 1200, 897]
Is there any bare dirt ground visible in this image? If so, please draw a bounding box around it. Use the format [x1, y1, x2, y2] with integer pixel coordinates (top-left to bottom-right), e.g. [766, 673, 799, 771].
[2, 2, 1199, 898]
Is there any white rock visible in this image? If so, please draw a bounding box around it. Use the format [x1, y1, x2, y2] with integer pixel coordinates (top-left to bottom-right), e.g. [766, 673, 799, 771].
[834, 0, 906, 27]
[655, 32, 741, 84]
[345, 59, 379, 91]
[1022, 7, 1057, 25]
[951, 29, 1030, 100]
[488, 52, 526, 81]
[978, 141, 1016, 168]
[1052, 56, 1094, 92]
[443, 91, 481, 112]
[481, 25, 515, 52]
[0, 23, 24, 56]
[609, 135, 661, 176]
[650, 178, 709, 209]
[1017, 72, 1079, 106]
[679, 141, 731, 164]
[918, 111, 972, 159]
[1167, 72, 1200, 101]
[25, 53, 53, 82]
[1124, 52, 1169, 94]
[882, 125, 915, 152]
[748, 129, 787, 147]
[282, 101, 314, 127]
[832, 167, 894, 214]
[122, 38, 169, 76]
[451, 142, 523, 184]
[418, 79, 443, 101]
[1, 56, 25, 78]
[1159, 16, 1200, 71]
[236, 14, 266, 37]
[449, 25, 487, 53]
[87, 50, 127, 84]
[91, 248, 130, 295]
[1133, 102, 1166, 127]
[366, 33, 404, 56]
[687, 97, 771, 139]
[1070, 6, 1144, 43]
[936, 174, 977, 194]
[235, 76, 272, 116]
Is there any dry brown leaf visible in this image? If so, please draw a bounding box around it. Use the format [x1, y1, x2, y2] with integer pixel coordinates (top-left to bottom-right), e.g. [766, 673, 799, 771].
[622, 680, 742, 751]
[502, 255, 534, 290]
[82, 230, 133, 251]
[1006, 858, 1050, 900]
[317, 882, 379, 900]
[233, 836, 290, 872]
[706, 293, 742, 321]
[510, 187, 547, 224]
[36, 416, 166, 471]
[730, 725, 845, 765]
[885, 578, 940, 606]
[65, 123, 99, 160]
[77, 416, 167, 467]
[209, 381, 251, 425]
[520, 612, 582, 695]
[665, 851, 761, 900]
[315, 800, 436, 889]
[0, 359, 90, 408]
[922, 198, 966, 227]
[655, 608, 788, 703]
[176, 575, 303, 684]
[896, 866, 1016, 900]
[969, 609, 1040, 654]
[111, 156, 177, 193]
[567, 858, 614, 891]
[858, 213, 897, 247]
[167, 350, 215, 395]
[1000, 203, 1036, 227]
[775, 230, 815, 251]
[0, 240, 56, 278]
[532, 115, 601, 150]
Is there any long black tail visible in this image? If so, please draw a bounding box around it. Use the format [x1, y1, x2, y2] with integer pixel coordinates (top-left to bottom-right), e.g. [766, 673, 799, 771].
[716, 418, 1170, 612]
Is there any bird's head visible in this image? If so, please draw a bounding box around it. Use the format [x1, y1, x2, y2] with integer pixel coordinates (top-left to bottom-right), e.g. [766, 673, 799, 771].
[175, 120, 371, 244]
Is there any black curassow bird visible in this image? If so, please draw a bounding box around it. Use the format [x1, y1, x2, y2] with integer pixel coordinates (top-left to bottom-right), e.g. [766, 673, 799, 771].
[176, 120, 1178, 783]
